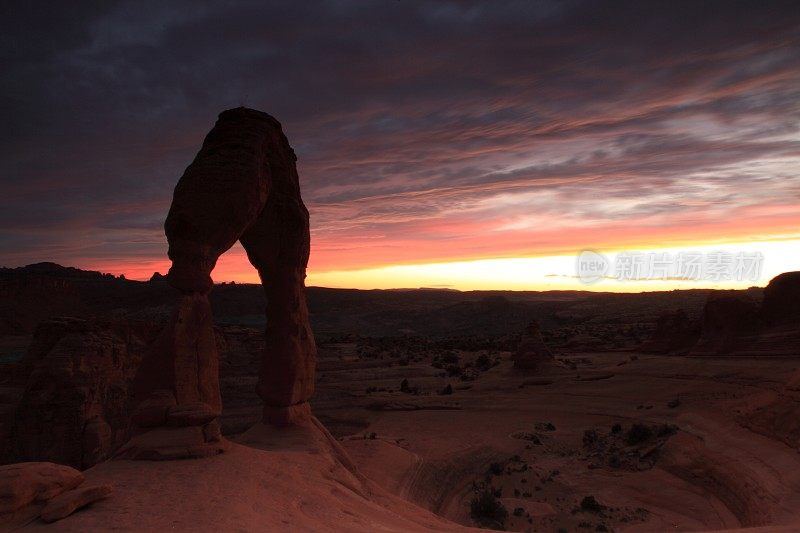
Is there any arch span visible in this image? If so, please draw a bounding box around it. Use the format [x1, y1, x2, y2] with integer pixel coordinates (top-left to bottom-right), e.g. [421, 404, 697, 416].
[132, 108, 316, 446]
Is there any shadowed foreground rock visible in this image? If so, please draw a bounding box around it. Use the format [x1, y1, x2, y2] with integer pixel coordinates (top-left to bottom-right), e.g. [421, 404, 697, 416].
[4, 318, 161, 468]
[130, 108, 316, 459]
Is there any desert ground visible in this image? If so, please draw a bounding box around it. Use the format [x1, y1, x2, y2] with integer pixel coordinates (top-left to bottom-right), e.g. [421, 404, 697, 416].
[1, 264, 799, 532]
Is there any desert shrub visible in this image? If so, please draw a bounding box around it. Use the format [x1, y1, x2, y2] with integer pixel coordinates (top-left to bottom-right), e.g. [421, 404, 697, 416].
[476, 353, 492, 371]
[446, 364, 463, 377]
[580, 496, 606, 514]
[583, 429, 598, 446]
[441, 352, 460, 364]
[608, 454, 621, 469]
[400, 379, 410, 393]
[657, 423, 678, 437]
[610, 423, 622, 434]
[489, 462, 505, 475]
[626, 423, 653, 445]
[439, 384, 453, 395]
[513, 507, 525, 517]
[470, 489, 508, 529]
[460, 370, 477, 381]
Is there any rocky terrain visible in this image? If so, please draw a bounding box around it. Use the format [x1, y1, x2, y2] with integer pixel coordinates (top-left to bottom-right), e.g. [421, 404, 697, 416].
[1, 265, 798, 531]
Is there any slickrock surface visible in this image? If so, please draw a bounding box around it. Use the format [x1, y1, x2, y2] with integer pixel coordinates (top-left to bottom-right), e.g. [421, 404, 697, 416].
[40, 484, 112, 523]
[0, 462, 83, 515]
[21, 419, 477, 532]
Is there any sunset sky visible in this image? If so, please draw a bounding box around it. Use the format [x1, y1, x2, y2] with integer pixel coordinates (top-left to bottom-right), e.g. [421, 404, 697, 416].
[2, 1, 799, 291]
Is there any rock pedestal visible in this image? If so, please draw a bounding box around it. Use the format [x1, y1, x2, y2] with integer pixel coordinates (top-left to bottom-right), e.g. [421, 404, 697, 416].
[513, 320, 553, 371]
[126, 107, 317, 459]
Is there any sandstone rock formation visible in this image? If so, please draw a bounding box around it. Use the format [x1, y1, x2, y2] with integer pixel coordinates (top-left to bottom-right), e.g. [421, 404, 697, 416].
[0, 462, 111, 526]
[4, 318, 160, 469]
[689, 291, 760, 355]
[0, 462, 84, 515]
[762, 271, 800, 325]
[130, 107, 316, 459]
[40, 483, 112, 523]
[513, 321, 553, 370]
[640, 309, 700, 355]
[690, 273, 800, 356]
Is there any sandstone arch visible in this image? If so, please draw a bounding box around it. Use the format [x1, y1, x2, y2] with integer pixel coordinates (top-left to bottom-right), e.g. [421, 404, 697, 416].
[128, 108, 316, 459]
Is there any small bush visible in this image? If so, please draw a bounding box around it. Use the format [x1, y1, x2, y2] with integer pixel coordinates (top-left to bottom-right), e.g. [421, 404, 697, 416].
[513, 507, 525, 517]
[489, 462, 505, 475]
[580, 496, 606, 514]
[446, 364, 463, 377]
[470, 489, 508, 529]
[439, 383, 453, 395]
[400, 379, 410, 393]
[626, 423, 653, 445]
[476, 354, 492, 371]
[608, 454, 621, 469]
[610, 423, 622, 434]
[441, 352, 460, 364]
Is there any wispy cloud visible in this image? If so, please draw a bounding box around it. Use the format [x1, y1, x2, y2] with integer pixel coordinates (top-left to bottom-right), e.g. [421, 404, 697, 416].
[1, 1, 799, 284]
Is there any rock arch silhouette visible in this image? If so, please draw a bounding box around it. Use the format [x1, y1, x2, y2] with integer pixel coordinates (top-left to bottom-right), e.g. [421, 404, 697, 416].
[131, 109, 316, 453]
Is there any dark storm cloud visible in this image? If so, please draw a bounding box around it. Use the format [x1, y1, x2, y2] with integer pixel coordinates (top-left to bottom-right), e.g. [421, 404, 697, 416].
[1, 0, 799, 273]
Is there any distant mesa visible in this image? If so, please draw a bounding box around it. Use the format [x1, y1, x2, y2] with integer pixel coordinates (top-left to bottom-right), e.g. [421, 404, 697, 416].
[761, 271, 800, 325]
[689, 271, 800, 356]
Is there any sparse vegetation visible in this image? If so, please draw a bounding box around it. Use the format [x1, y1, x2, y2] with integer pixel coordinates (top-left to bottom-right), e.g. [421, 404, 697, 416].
[475, 353, 492, 371]
[626, 423, 653, 445]
[580, 495, 606, 514]
[470, 489, 508, 529]
[489, 462, 505, 476]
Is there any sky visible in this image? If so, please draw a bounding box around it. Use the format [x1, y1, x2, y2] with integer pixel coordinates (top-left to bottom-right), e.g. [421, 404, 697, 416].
[2, 1, 799, 291]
